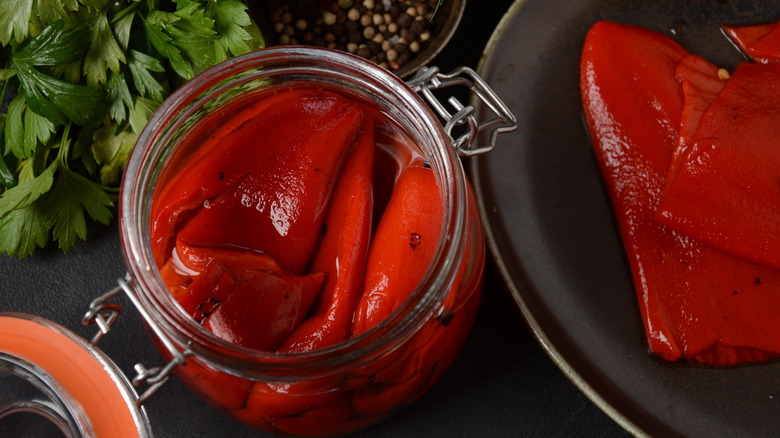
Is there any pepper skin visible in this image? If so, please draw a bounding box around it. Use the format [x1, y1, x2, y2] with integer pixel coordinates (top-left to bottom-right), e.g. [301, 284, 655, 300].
[351, 160, 444, 336]
[152, 88, 364, 273]
[662, 54, 728, 192]
[657, 62, 780, 269]
[350, 178, 484, 418]
[278, 114, 376, 353]
[581, 21, 780, 365]
[150, 88, 317, 266]
[722, 22, 780, 64]
[175, 241, 286, 282]
[203, 271, 325, 351]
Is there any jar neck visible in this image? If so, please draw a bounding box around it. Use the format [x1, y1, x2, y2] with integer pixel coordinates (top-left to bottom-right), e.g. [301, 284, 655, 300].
[121, 47, 470, 381]
[0, 353, 88, 437]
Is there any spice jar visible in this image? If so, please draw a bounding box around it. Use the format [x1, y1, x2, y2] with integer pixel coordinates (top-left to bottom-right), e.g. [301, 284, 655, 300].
[90, 46, 515, 436]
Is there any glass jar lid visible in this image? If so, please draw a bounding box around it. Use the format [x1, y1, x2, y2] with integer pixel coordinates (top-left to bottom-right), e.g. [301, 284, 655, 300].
[0, 313, 152, 437]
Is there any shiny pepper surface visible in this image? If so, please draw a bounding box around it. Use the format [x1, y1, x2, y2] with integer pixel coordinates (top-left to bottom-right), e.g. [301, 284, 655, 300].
[581, 21, 780, 365]
[657, 62, 780, 269]
[722, 22, 780, 64]
[149, 84, 485, 435]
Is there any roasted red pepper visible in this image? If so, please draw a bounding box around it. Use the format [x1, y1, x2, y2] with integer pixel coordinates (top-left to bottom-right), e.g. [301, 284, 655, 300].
[150, 84, 485, 435]
[279, 115, 376, 353]
[352, 160, 443, 336]
[662, 54, 728, 191]
[204, 271, 325, 351]
[722, 22, 780, 63]
[152, 88, 363, 273]
[657, 62, 780, 268]
[581, 21, 780, 365]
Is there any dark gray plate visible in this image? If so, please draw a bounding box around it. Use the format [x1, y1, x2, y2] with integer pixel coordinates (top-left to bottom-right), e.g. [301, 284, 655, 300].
[471, 1, 780, 437]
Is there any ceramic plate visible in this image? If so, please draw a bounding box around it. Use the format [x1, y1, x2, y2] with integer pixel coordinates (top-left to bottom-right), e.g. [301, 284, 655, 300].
[470, 1, 780, 437]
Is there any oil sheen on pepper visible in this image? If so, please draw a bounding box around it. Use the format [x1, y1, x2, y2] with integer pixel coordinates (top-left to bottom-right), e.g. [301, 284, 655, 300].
[148, 84, 484, 436]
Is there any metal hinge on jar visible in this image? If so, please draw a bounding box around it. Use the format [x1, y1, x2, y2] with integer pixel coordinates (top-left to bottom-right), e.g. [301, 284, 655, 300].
[82, 276, 189, 407]
[407, 65, 517, 157]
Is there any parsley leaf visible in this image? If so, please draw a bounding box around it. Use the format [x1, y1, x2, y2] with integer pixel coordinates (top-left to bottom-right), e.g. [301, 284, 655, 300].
[37, 0, 80, 25]
[14, 60, 107, 125]
[0, 160, 55, 218]
[212, 0, 253, 56]
[0, 0, 264, 257]
[0, 115, 16, 188]
[84, 13, 126, 86]
[45, 158, 114, 251]
[143, 14, 195, 80]
[127, 49, 165, 101]
[13, 19, 89, 66]
[0, 0, 34, 45]
[106, 71, 133, 123]
[0, 203, 50, 257]
[92, 119, 137, 184]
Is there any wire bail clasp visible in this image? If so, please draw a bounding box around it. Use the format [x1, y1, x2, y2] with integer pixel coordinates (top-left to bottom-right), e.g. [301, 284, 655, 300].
[82, 276, 190, 407]
[407, 65, 517, 157]
[82, 285, 123, 345]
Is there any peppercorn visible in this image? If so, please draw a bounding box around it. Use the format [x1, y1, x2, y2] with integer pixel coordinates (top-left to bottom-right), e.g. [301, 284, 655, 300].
[259, 0, 445, 73]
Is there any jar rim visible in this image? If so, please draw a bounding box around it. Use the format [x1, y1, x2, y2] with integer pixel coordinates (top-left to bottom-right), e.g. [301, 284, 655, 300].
[120, 46, 470, 379]
[0, 313, 152, 437]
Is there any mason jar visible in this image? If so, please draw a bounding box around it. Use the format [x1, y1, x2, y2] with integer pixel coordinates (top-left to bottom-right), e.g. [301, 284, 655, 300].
[112, 46, 515, 436]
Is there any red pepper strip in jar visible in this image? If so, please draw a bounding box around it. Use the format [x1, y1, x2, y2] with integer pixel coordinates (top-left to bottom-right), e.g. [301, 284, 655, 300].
[152, 88, 364, 274]
[722, 22, 780, 63]
[657, 62, 780, 268]
[239, 382, 356, 436]
[203, 271, 325, 351]
[662, 54, 728, 192]
[350, 181, 484, 417]
[159, 343, 253, 411]
[351, 160, 444, 336]
[173, 259, 236, 322]
[581, 21, 780, 365]
[278, 115, 376, 353]
[150, 88, 320, 266]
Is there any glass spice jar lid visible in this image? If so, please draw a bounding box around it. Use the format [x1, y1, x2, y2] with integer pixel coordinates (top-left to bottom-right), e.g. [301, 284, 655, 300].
[0, 313, 152, 437]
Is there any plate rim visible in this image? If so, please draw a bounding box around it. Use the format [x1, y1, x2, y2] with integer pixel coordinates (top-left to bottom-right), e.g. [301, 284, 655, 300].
[470, 1, 648, 436]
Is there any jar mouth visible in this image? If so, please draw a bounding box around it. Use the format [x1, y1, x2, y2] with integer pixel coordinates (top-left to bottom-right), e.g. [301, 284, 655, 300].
[120, 46, 469, 378]
[0, 313, 152, 437]
[0, 353, 87, 437]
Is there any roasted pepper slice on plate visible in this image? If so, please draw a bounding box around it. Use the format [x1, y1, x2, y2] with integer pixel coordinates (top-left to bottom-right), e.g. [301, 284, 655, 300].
[722, 21, 780, 63]
[581, 21, 780, 365]
[657, 62, 780, 269]
[662, 54, 728, 191]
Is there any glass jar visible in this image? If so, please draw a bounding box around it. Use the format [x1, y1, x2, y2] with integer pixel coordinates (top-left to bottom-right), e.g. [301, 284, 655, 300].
[0, 313, 152, 437]
[116, 46, 515, 436]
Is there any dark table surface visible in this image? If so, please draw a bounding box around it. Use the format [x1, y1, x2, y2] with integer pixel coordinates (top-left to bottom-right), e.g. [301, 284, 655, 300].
[0, 1, 631, 436]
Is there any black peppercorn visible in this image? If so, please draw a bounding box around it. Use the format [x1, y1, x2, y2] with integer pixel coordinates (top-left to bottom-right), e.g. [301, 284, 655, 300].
[261, 0, 443, 73]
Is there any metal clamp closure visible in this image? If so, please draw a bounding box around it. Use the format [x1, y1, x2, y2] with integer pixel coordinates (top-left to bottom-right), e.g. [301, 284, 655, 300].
[407, 65, 517, 156]
[82, 276, 190, 407]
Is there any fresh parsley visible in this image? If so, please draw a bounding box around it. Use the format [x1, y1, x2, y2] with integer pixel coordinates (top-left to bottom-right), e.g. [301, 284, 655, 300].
[0, 0, 264, 257]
